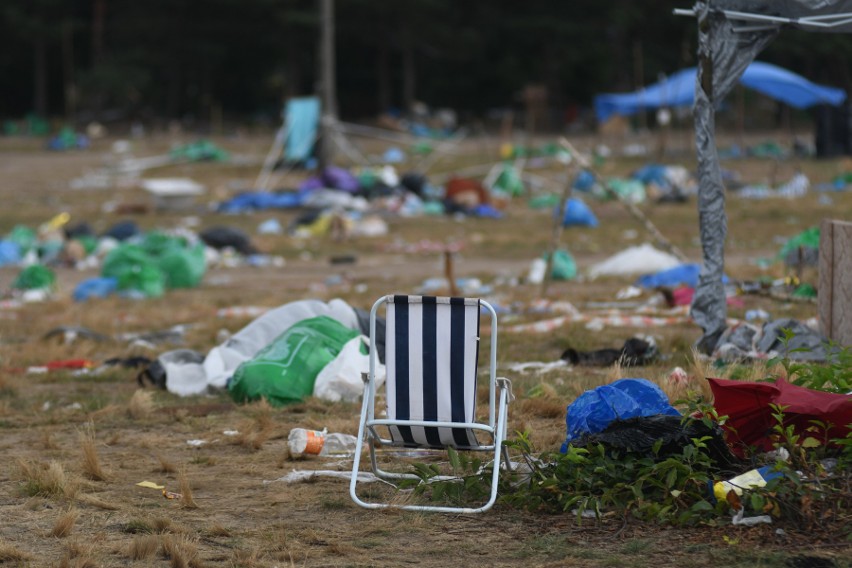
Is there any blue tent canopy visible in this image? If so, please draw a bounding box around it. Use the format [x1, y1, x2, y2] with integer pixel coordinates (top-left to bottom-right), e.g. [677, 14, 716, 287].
[595, 61, 847, 123]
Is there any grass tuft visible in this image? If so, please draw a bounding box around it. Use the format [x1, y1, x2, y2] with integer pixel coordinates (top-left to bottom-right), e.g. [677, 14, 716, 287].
[51, 508, 80, 538]
[79, 422, 108, 481]
[178, 467, 198, 509]
[127, 389, 154, 419]
[0, 539, 32, 562]
[156, 453, 178, 474]
[18, 459, 79, 499]
[160, 534, 203, 568]
[128, 534, 160, 560]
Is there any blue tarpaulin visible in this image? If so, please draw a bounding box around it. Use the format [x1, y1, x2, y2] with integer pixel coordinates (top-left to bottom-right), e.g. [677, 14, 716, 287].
[595, 61, 846, 123]
[560, 378, 680, 453]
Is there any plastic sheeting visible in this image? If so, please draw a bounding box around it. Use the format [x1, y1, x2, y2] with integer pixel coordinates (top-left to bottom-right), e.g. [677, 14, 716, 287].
[595, 61, 845, 122]
[588, 244, 682, 279]
[560, 378, 680, 452]
[688, 0, 852, 352]
[163, 299, 360, 396]
[691, 2, 777, 353]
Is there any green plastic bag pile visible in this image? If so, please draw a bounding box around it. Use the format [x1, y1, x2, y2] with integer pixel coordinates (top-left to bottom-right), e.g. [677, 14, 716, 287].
[170, 139, 229, 162]
[13, 265, 56, 291]
[228, 316, 361, 407]
[101, 232, 206, 298]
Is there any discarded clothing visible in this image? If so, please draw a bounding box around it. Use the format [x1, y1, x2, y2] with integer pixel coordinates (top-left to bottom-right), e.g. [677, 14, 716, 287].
[561, 336, 657, 367]
[713, 318, 832, 362]
[200, 226, 258, 256]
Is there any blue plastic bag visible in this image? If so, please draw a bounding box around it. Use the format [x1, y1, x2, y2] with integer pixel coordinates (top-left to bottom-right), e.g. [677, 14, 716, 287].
[560, 378, 680, 453]
[558, 197, 598, 227]
[635, 263, 729, 289]
[73, 277, 118, 302]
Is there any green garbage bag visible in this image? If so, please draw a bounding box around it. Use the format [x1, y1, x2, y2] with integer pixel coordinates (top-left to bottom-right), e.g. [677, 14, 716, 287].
[158, 243, 206, 288]
[102, 244, 165, 298]
[228, 316, 361, 407]
[778, 227, 819, 260]
[13, 265, 55, 290]
[78, 235, 98, 256]
[493, 162, 525, 197]
[528, 194, 560, 209]
[546, 249, 577, 280]
[170, 139, 229, 162]
[7, 225, 36, 255]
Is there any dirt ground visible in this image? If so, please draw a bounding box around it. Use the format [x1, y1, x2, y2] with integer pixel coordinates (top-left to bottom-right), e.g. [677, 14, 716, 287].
[0, 132, 849, 567]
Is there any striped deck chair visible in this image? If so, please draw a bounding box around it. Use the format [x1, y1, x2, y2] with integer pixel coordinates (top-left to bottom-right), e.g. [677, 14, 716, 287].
[350, 295, 512, 513]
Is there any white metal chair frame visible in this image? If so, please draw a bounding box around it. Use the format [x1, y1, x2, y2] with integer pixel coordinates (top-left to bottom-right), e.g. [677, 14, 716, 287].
[350, 295, 512, 514]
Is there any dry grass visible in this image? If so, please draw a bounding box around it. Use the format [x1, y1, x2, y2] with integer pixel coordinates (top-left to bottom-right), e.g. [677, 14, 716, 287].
[128, 389, 155, 419]
[156, 453, 178, 473]
[128, 534, 160, 560]
[206, 523, 232, 537]
[56, 539, 98, 568]
[17, 459, 79, 500]
[160, 534, 203, 568]
[0, 539, 32, 562]
[51, 508, 80, 538]
[75, 494, 120, 510]
[178, 467, 198, 509]
[40, 428, 59, 450]
[79, 422, 108, 482]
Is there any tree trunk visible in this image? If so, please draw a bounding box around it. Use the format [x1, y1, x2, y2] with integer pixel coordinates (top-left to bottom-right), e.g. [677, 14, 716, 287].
[401, 20, 415, 113]
[34, 34, 48, 117]
[62, 20, 76, 123]
[377, 40, 391, 114]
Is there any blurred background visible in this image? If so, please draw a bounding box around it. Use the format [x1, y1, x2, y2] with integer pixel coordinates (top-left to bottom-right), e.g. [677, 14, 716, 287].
[3, 0, 852, 139]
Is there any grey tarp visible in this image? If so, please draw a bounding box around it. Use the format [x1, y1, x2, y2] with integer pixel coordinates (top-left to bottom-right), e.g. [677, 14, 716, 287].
[690, 0, 852, 352]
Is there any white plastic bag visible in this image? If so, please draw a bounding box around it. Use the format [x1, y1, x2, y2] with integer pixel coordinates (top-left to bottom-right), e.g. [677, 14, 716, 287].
[313, 336, 385, 402]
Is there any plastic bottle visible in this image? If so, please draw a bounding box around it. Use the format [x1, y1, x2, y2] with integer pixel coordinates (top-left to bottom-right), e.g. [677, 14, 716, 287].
[288, 428, 358, 458]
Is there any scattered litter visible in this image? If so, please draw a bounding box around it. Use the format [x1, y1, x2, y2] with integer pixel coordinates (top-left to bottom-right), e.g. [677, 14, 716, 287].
[505, 361, 569, 374]
[264, 470, 382, 485]
[731, 508, 772, 526]
[616, 286, 643, 300]
[666, 366, 690, 387]
[136, 481, 165, 490]
[561, 336, 657, 367]
[589, 244, 682, 279]
[216, 306, 269, 318]
[163, 490, 182, 500]
[186, 439, 209, 447]
[561, 378, 680, 451]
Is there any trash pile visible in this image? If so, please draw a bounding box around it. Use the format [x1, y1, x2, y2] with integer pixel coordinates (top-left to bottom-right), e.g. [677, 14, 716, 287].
[0, 215, 281, 303]
[218, 165, 504, 222]
[145, 298, 385, 404]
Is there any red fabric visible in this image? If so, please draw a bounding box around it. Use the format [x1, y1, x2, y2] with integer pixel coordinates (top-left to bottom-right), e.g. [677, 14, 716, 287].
[670, 287, 744, 308]
[45, 359, 95, 370]
[708, 377, 852, 456]
[445, 178, 489, 206]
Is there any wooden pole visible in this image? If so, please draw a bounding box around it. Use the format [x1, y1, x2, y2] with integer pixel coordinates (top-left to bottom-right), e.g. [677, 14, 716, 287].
[318, 0, 336, 171]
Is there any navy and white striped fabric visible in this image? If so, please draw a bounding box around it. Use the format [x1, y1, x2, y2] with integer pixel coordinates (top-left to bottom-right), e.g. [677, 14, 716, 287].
[385, 295, 481, 448]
